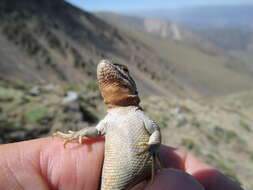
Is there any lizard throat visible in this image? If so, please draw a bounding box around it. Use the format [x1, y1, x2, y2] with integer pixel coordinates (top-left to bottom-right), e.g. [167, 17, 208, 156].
[104, 94, 140, 108]
[100, 83, 140, 107]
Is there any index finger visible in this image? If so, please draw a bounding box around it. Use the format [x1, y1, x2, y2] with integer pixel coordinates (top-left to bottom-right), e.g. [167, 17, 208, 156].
[0, 137, 104, 190]
[159, 145, 243, 190]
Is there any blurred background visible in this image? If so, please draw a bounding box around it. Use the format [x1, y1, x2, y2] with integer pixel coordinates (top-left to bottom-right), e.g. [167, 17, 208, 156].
[0, 0, 252, 188]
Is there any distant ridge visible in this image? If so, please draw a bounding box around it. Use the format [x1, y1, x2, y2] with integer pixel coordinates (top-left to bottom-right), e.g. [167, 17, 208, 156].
[127, 5, 253, 29]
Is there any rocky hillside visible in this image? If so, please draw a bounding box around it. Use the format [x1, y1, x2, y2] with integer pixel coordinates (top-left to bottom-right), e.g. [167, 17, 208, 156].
[0, 78, 104, 143]
[143, 94, 253, 190]
[0, 0, 189, 97]
[0, 77, 252, 189]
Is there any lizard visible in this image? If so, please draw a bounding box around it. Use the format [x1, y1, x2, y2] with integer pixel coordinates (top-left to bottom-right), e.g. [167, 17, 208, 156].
[53, 59, 162, 190]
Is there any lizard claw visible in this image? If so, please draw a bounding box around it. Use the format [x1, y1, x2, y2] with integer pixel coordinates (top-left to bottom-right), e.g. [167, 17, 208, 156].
[53, 130, 86, 148]
[79, 135, 83, 144]
[63, 138, 74, 148]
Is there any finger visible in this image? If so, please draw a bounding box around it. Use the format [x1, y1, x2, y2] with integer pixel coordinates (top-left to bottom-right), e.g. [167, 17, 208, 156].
[181, 151, 242, 190]
[193, 169, 243, 190]
[0, 139, 51, 190]
[158, 145, 187, 170]
[144, 169, 204, 190]
[159, 145, 243, 190]
[0, 137, 105, 190]
[159, 145, 218, 173]
[146, 169, 205, 190]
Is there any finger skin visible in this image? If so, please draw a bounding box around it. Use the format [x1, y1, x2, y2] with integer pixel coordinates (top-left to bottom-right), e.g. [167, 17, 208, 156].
[159, 145, 244, 190]
[145, 169, 204, 190]
[132, 169, 204, 190]
[193, 169, 244, 190]
[0, 139, 244, 190]
[0, 137, 104, 190]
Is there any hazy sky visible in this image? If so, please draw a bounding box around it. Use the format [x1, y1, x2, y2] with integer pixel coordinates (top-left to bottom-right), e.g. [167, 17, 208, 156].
[66, 0, 253, 12]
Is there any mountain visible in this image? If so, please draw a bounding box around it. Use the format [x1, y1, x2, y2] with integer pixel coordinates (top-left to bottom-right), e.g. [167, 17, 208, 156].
[127, 5, 253, 51]
[0, 0, 185, 97]
[173, 5, 253, 29]
[96, 12, 225, 57]
[192, 28, 253, 51]
[96, 12, 253, 96]
[1, 1, 253, 98]
[129, 5, 253, 29]
[96, 12, 182, 40]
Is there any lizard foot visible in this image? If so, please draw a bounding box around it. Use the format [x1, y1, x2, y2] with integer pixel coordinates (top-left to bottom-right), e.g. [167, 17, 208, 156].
[53, 130, 86, 148]
[150, 152, 162, 183]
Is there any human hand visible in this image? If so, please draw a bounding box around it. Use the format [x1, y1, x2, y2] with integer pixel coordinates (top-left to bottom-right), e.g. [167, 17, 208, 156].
[0, 137, 243, 190]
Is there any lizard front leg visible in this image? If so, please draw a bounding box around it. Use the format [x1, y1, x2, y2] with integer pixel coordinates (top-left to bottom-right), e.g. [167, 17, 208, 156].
[53, 127, 102, 147]
[53, 119, 107, 147]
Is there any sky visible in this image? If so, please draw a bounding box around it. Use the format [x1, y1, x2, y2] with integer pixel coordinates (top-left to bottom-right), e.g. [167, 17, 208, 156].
[66, 0, 253, 12]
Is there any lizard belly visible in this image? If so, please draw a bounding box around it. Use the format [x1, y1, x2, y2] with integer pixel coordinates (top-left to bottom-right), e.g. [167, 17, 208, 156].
[101, 122, 151, 190]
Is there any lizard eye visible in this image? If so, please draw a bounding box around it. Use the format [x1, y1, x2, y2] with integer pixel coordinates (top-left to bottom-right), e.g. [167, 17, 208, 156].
[122, 68, 129, 73]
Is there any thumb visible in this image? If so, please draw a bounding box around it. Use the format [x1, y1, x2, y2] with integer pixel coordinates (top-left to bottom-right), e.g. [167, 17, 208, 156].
[0, 137, 104, 190]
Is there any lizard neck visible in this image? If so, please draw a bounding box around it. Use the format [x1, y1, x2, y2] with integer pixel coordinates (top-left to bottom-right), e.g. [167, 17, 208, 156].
[104, 95, 140, 108]
[107, 105, 143, 113]
[101, 85, 140, 107]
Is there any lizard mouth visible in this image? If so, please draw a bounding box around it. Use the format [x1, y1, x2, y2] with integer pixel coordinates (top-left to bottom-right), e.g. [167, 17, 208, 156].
[97, 59, 112, 82]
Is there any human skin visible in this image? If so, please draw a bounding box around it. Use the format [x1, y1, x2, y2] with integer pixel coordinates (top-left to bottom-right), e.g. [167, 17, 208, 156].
[0, 137, 243, 190]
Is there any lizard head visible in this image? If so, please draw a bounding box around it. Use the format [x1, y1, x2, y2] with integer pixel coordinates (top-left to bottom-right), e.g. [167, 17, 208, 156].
[97, 59, 140, 107]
